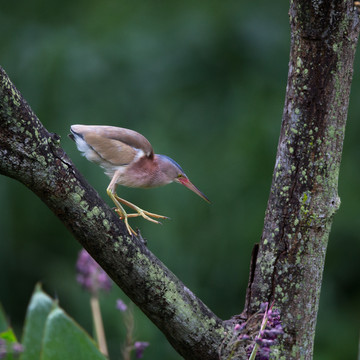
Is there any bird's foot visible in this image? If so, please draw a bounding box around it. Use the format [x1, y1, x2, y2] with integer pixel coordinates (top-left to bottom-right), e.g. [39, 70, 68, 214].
[126, 209, 169, 224]
[114, 195, 169, 223]
[114, 206, 169, 236]
[108, 189, 170, 236]
[114, 208, 138, 236]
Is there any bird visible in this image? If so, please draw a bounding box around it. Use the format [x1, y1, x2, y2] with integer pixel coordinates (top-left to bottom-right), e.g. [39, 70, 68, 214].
[69, 125, 210, 236]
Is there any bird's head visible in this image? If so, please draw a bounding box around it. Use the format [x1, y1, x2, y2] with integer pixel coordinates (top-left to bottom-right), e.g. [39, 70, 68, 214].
[158, 155, 210, 203]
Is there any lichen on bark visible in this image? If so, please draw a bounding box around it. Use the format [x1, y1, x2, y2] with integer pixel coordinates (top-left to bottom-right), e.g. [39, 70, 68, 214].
[246, 1, 360, 358]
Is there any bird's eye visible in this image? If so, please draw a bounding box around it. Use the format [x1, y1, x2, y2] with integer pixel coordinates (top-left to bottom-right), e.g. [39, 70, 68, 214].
[177, 174, 183, 178]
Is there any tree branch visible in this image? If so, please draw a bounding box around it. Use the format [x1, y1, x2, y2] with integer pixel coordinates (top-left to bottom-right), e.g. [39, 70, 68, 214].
[246, 1, 359, 358]
[0, 66, 227, 360]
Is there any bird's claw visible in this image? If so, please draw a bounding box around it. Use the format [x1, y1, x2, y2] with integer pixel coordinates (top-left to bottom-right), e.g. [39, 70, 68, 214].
[111, 193, 170, 236]
[114, 208, 137, 236]
[127, 212, 169, 222]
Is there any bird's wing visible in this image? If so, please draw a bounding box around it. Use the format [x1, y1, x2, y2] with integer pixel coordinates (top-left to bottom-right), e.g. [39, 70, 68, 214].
[103, 126, 154, 158]
[70, 125, 154, 166]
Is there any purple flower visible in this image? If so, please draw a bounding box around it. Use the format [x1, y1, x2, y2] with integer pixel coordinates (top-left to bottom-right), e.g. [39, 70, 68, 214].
[255, 305, 283, 359]
[255, 338, 274, 347]
[239, 334, 250, 340]
[134, 341, 149, 359]
[246, 303, 284, 360]
[0, 341, 24, 359]
[261, 325, 283, 339]
[76, 249, 112, 294]
[258, 346, 271, 359]
[234, 323, 246, 332]
[259, 302, 268, 312]
[0, 339, 6, 360]
[12, 343, 24, 356]
[116, 298, 128, 312]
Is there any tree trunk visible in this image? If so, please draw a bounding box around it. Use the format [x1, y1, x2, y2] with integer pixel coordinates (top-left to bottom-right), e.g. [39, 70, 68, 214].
[244, 1, 359, 358]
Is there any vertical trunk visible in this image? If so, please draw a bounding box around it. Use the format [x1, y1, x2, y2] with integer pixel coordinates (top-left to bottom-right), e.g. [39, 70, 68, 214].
[246, 1, 359, 358]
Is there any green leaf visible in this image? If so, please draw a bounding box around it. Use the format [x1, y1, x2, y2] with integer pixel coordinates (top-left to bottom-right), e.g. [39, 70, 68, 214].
[20, 284, 54, 360]
[0, 328, 17, 342]
[0, 303, 9, 332]
[41, 306, 107, 360]
[0, 328, 21, 360]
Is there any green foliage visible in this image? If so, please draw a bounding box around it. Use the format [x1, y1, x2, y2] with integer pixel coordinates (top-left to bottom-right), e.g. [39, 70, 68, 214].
[1, 285, 107, 360]
[20, 284, 53, 360]
[1, 328, 18, 343]
[40, 307, 106, 360]
[0, 329, 20, 360]
[0, 307, 22, 360]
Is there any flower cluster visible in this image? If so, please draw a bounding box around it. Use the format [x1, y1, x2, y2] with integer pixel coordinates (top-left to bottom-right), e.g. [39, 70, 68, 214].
[116, 298, 128, 312]
[76, 249, 112, 295]
[116, 298, 150, 359]
[220, 302, 283, 360]
[253, 304, 283, 359]
[134, 341, 150, 359]
[0, 339, 24, 359]
[75, 250, 149, 358]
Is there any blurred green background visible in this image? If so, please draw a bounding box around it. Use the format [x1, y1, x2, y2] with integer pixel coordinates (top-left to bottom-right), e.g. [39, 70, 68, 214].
[1, 1, 360, 359]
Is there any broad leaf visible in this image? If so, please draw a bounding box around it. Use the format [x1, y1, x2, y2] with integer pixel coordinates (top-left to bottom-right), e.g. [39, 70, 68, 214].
[20, 284, 54, 360]
[40, 306, 107, 360]
[0, 328, 17, 342]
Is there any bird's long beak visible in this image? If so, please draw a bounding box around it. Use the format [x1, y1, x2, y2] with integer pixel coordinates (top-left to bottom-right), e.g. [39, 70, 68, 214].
[177, 177, 210, 203]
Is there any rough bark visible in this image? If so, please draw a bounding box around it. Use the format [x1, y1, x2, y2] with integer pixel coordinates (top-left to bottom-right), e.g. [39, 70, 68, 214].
[245, 1, 359, 359]
[0, 66, 227, 360]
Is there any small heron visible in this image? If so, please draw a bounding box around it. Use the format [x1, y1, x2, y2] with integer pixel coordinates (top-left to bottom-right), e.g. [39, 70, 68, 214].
[70, 125, 209, 235]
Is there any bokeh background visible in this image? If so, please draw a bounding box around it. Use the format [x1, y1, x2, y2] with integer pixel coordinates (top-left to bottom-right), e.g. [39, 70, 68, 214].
[1, 1, 360, 359]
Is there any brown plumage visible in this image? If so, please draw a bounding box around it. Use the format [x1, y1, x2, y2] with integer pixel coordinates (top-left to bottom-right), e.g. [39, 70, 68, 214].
[70, 125, 209, 235]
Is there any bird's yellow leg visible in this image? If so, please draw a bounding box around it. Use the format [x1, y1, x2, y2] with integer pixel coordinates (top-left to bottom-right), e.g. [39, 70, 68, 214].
[106, 188, 137, 236]
[114, 195, 169, 224]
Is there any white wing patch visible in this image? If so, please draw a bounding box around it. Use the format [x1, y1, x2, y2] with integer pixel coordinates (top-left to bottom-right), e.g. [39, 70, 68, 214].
[72, 133, 94, 160]
[133, 148, 146, 161]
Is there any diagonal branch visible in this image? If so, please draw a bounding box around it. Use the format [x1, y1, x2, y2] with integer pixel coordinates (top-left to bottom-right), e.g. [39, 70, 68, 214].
[0, 66, 227, 360]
